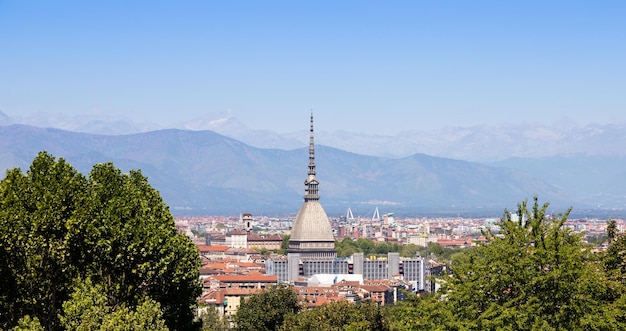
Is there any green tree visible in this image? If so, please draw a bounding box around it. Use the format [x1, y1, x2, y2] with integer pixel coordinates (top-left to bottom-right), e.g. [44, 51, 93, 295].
[281, 234, 290, 250]
[426, 242, 462, 261]
[11, 316, 45, 331]
[399, 243, 422, 258]
[383, 292, 457, 331]
[0, 152, 88, 330]
[384, 197, 626, 330]
[374, 242, 394, 255]
[335, 238, 404, 258]
[59, 278, 110, 331]
[607, 219, 618, 244]
[73, 162, 201, 331]
[98, 299, 168, 331]
[234, 285, 300, 331]
[197, 306, 229, 331]
[277, 234, 290, 254]
[335, 238, 360, 258]
[435, 196, 625, 330]
[60, 278, 168, 331]
[281, 301, 387, 331]
[355, 238, 375, 256]
[0, 152, 201, 331]
[604, 219, 626, 300]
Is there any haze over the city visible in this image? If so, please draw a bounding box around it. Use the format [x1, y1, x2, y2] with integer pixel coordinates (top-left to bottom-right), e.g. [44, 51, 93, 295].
[1, 1, 625, 134]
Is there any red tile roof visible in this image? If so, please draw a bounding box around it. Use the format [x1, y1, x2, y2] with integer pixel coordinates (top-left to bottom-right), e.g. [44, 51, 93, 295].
[212, 274, 278, 283]
[197, 244, 229, 252]
[360, 285, 390, 292]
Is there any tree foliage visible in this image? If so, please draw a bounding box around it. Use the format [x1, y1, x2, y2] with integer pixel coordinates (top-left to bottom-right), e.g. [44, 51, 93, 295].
[433, 196, 625, 330]
[0, 153, 88, 329]
[277, 234, 290, 254]
[234, 285, 301, 331]
[383, 292, 457, 331]
[10, 316, 45, 331]
[398, 243, 421, 258]
[425, 242, 464, 261]
[384, 196, 626, 330]
[0, 152, 201, 331]
[197, 306, 230, 331]
[281, 301, 386, 331]
[334, 238, 402, 258]
[60, 278, 168, 331]
[604, 218, 626, 293]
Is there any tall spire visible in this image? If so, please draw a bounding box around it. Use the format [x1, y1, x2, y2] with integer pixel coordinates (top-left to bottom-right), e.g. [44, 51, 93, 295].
[304, 112, 319, 202]
[308, 112, 316, 177]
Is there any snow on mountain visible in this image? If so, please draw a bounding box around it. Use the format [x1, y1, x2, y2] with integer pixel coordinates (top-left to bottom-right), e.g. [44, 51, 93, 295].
[3, 111, 625, 161]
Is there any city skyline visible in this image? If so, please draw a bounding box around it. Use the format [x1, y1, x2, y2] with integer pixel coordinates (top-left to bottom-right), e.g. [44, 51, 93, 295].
[1, 1, 625, 134]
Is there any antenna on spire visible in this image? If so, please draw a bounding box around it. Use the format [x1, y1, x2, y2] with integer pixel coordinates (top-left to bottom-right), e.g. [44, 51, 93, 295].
[308, 111, 315, 177]
[304, 112, 319, 202]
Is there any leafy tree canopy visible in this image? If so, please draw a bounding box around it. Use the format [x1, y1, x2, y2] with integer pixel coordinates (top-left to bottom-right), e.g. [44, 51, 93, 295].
[234, 285, 300, 331]
[0, 152, 201, 331]
[423, 196, 626, 330]
[383, 292, 457, 331]
[60, 278, 168, 331]
[281, 301, 387, 331]
[425, 242, 464, 261]
[334, 238, 402, 258]
[384, 197, 626, 330]
[10, 316, 45, 331]
[197, 306, 230, 331]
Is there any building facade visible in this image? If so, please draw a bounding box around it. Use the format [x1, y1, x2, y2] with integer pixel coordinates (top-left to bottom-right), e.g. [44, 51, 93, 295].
[265, 115, 426, 290]
[286, 113, 337, 261]
[266, 252, 425, 290]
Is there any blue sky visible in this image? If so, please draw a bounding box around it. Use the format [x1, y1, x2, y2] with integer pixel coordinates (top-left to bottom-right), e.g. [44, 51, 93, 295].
[0, 1, 624, 133]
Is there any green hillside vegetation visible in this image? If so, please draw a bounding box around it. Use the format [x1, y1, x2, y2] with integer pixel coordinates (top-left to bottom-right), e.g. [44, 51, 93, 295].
[0, 152, 201, 331]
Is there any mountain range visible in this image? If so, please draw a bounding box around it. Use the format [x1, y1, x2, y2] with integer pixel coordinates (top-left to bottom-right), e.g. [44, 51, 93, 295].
[1, 111, 625, 218]
[4, 111, 626, 162]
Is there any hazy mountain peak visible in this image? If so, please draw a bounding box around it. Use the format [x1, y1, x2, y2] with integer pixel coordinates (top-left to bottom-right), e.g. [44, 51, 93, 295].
[1, 123, 624, 217]
[0, 110, 12, 125]
[3, 111, 161, 135]
[2, 110, 625, 161]
[177, 112, 249, 132]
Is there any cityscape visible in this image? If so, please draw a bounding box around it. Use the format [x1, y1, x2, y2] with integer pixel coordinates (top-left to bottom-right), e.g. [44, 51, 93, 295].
[169, 115, 623, 326]
[2, 1, 625, 330]
[1, 114, 623, 329]
[178, 211, 619, 252]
